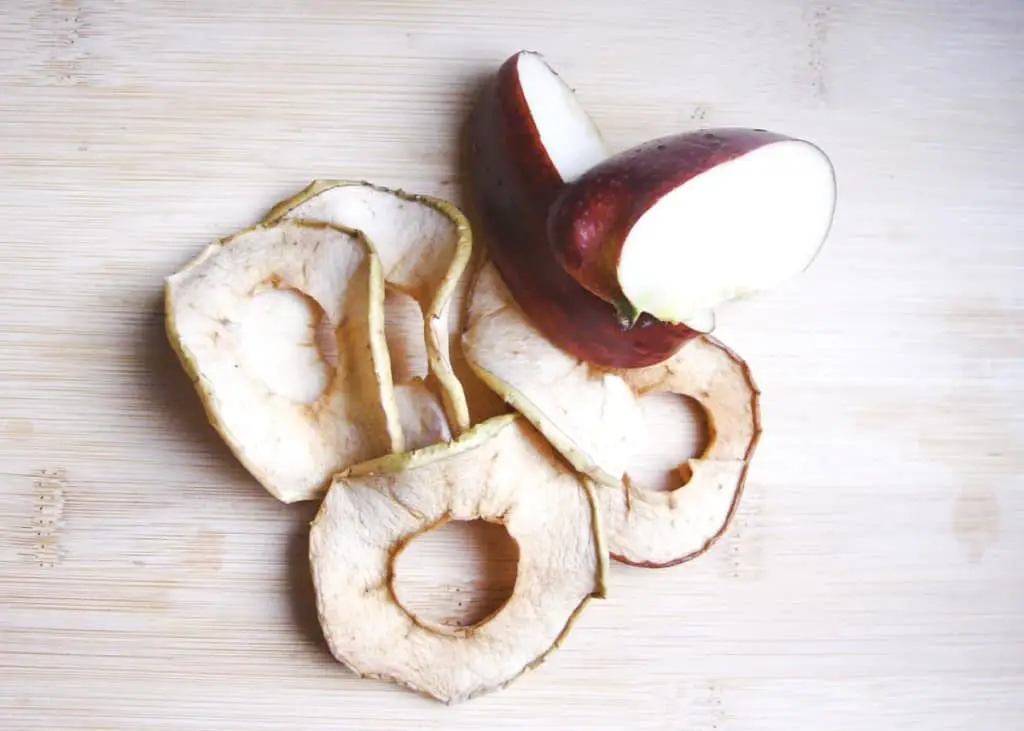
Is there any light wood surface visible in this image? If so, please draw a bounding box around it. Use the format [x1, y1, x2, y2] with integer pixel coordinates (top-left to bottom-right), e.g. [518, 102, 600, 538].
[1, 1, 1022, 728]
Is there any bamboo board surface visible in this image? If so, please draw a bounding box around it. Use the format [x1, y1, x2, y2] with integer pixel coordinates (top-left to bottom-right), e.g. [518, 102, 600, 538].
[0, 1, 1022, 728]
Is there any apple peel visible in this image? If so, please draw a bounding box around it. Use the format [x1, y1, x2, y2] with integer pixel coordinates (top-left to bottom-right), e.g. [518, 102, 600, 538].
[462, 262, 761, 566]
[549, 129, 837, 326]
[310, 414, 608, 704]
[465, 51, 701, 369]
[263, 180, 476, 436]
[165, 220, 399, 503]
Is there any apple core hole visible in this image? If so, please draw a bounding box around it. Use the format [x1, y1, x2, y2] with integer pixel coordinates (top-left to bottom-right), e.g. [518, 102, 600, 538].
[239, 288, 337, 404]
[392, 518, 519, 629]
[626, 392, 709, 491]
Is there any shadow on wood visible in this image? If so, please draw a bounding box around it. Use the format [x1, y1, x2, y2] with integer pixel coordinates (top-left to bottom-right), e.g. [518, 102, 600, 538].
[286, 502, 339, 665]
[392, 518, 520, 628]
[139, 289, 263, 496]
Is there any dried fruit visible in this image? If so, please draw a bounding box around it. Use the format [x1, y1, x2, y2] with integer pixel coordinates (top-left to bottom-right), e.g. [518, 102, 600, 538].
[463, 262, 761, 566]
[165, 220, 397, 503]
[263, 180, 487, 434]
[310, 414, 607, 704]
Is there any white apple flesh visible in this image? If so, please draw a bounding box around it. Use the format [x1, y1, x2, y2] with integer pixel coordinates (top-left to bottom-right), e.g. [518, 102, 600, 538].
[516, 51, 607, 184]
[467, 51, 707, 367]
[618, 139, 836, 322]
[549, 129, 838, 326]
[517, 51, 719, 333]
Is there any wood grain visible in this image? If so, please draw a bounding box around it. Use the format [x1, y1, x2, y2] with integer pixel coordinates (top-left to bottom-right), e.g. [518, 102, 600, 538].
[1, 0, 1022, 728]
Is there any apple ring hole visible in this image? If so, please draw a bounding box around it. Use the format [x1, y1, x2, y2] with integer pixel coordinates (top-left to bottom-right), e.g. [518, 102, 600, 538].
[391, 518, 519, 631]
[384, 285, 429, 383]
[625, 392, 709, 491]
[239, 287, 338, 403]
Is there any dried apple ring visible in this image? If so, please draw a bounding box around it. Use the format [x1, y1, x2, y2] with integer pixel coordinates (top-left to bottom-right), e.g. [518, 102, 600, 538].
[309, 414, 607, 704]
[264, 180, 481, 436]
[605, 337, 761, 566]
[165, 220, 397, 503]
[462, 262, 761, 566]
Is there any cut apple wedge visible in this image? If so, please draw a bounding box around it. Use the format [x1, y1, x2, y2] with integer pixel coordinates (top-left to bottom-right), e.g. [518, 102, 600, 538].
[465, 51, 702, 368]
[310, 414, 607, 704]
[462, 262, 761, 566]
[165, 220, 399, 503]
[549, 128, 838, 325]
[263, 180, 477, 435]
[514, 50, 607, 186]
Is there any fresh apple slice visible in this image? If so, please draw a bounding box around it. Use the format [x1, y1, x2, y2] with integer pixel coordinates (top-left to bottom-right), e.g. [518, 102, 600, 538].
[549, 128, 838, 325]
[462, 262, 761, 566]
[165, 220, 400, 503]
[310, 414, 607, 704]
[465, 51, 702, 368]
[263, 180, 477, 434]
[513, 50, 607, 186]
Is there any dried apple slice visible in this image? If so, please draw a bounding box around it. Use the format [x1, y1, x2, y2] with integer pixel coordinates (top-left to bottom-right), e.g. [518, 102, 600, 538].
[382, 285, 453, 449]
[462, 263, 641, 486]
[264, 180, 482, 435]
[165, 220, 398, 503]
[445, 250, 512, 424]
[394, 380, 451, 450]
[462, 262, 761, 566]
[310, 414, 607, 704]
[605, 337, 761, 566]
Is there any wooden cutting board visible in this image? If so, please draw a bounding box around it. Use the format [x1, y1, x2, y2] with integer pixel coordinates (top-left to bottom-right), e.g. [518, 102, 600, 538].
[1, 1, 1021, 728]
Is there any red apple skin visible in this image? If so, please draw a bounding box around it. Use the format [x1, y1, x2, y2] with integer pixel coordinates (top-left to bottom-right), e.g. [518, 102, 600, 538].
[548, 128, 794, 314]
[465, 53, 698, 369]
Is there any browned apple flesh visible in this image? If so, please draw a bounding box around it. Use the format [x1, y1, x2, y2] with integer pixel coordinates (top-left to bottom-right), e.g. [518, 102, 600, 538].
[549, 128, 837, 325]
[466, 51, 702, 369]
